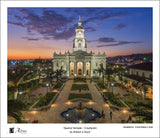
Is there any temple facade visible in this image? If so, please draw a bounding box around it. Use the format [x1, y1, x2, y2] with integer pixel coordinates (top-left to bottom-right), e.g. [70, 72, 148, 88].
[53, 16, 106, 77]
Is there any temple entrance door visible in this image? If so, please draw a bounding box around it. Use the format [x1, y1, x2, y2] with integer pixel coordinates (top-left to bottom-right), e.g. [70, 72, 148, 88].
[86, 62, 90, 77]
[70, 62, 74, 76]
[77, 62, 83, 77]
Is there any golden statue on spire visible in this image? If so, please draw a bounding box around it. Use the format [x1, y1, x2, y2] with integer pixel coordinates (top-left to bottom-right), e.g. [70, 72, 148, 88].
[79, 16, 81, 22]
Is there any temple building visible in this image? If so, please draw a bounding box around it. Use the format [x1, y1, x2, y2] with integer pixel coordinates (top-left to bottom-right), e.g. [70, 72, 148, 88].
[53, 16, 106, 77]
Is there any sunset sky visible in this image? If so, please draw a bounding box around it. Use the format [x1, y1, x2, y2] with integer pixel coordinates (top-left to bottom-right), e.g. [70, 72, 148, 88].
[8, 8, 152, 59]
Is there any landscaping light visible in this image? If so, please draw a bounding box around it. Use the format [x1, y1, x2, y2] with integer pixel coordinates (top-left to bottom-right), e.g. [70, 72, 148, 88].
[88, 101, 94, 105]
[121, 109, 128, 114]
[102, 89, 107, 92]
[65, 101, 72, 105]
[52, 89, 59, 92]
[79, 120, 82, 123]
[104, 103, 109, 108]
[136, 91, 139, 94]
[66, 114, 69, 117]
[46, 83, 49, 87]
[51, 104, 56, 108]
[30, 111, 37, 115]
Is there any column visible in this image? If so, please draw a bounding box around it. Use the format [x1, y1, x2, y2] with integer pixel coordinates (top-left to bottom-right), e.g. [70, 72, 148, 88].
[74, 61, 77, 76]
[83, 61, 85, 76]
[90, 61, 92, 77]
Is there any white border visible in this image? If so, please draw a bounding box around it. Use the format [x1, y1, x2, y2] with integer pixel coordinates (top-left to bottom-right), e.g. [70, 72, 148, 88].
[1, 1, 159, 137]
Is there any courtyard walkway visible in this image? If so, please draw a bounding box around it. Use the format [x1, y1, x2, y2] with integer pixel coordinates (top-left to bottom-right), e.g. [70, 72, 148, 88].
[22, 80, 133, 123]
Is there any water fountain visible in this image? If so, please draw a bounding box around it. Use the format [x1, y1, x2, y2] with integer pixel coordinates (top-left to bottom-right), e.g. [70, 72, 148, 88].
[61, 102, 100, 123]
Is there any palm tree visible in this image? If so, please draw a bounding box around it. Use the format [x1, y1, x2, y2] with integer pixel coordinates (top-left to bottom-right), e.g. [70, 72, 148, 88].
[53, 66, 65, 83]
[95, 64, 105, 85]
[142, 85, 148, 104]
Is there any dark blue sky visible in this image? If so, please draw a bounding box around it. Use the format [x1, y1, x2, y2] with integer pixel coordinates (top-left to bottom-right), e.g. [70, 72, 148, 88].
[8, 7, 152, 59]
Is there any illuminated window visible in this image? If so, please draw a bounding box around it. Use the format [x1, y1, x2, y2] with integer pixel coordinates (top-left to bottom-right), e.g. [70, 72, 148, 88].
[61, 62, 64, 66]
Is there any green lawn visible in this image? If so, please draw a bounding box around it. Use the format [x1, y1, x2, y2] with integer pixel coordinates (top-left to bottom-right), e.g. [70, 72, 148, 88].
[68, 93, 92, 100]
[71, 84, 89, 90]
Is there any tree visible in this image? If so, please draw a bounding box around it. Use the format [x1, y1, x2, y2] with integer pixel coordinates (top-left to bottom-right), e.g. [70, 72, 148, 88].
[8, 100, 26, 123]
[53, 66, 66, 83]
[8, 68, 30, 100]
[142, 85, 148, 104]
[47, 66, 66, 91]
[95, 64, 105, 86]
[105, 67, 114, 82]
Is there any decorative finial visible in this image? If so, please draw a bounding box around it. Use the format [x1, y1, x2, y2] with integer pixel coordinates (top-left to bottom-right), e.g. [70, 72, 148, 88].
[79, 16, 81, 22]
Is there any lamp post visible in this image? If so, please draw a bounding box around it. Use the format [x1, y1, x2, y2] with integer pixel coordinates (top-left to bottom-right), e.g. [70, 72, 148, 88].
[19, 91, 23, 99]
[111, 83, 114, 94]
[46, 83, 49, 93]
[136, 90, 140, 122]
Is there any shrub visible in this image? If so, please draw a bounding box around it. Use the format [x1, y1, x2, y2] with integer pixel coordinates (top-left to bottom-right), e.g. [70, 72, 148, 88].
[35, 92, 57, 107]
[68, 93, 92, 100]
[18, 79, 39, 91]
[71, 84, 89, 90]
[97, 82, 106, 89]
[74, 77, 86, 82]
[54, 83, 63, 89]
[103, 92, 125, 107]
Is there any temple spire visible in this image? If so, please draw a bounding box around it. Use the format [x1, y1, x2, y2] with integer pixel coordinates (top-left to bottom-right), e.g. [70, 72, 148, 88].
[78, 16, 82, 28]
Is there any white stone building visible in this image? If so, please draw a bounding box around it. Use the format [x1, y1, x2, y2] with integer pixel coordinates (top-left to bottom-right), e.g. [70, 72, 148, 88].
[53, 16, 106, 77]
[123, 62, 152, 99]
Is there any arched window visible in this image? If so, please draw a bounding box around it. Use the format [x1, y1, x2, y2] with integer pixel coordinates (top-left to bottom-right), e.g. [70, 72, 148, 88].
[61, 62, 64, 66]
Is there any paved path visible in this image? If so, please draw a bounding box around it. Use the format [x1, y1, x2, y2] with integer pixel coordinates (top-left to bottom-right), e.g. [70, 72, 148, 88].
[22, 80, 132, 123]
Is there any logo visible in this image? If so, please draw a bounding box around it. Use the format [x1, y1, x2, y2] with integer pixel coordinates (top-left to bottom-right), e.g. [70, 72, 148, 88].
[9, 127, 27, 134]
[9, 127, 15, 133]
